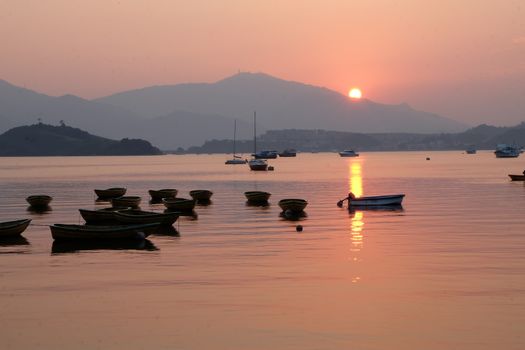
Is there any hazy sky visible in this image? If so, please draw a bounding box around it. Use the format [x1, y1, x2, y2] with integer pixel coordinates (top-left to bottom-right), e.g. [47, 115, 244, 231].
[1, 0, 524, 125]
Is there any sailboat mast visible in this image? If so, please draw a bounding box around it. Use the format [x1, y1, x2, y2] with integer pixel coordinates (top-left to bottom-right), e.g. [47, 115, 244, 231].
[253, 111, 257, 154]
[233, 119, 236, 156]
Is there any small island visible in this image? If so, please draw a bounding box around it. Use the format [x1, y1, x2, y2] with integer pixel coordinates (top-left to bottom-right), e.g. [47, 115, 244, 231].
[0, 123, 163, 156]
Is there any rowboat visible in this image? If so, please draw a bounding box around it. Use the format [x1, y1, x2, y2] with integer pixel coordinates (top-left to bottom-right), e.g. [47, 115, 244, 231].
[52, 239, 158, 254]
[349, 194, 405, 206]
[162, 198, 196, 211]
[148, 189, 178, 201]
[244, 191, 271, 203]
[114, 209, 180, 226]
[189, 190, 213, 201]
[0, 219, 32, 238]
[26, 195, 52, 207]
[79, 207, 127, 224]
[508, 174, 525, 181]
[278, 198, 308, 212]
[49, 223, 159, 241]
[94, 187, 127, 199]
[111, 196, 141, 208]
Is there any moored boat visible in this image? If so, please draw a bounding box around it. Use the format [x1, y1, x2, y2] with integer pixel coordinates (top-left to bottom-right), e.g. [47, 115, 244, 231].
[466, 148, 477, 154]
[494, 144, 520, 158]
[244, 191, 271, 203]
[189, 190, 213, 201]
[111, 196, 141, 208]
[253, 150, 278, 159]
[0, 219, 32, 238]
[248, 159, 268, 171]
[162, 197, 196, 211]
[26, 195, 53, 207]
[225, 119, 247, 164]
[348, 194, 405, 206]
[49, 223, 159, 241]
[278, 198, 308, 213]
[148, 189, 178, 201]
[94, 187, 127, 199]
[278, 149, 297, 157]
[339, 150, 359, 157]
[79, 207, 126, 224]
[508, 174, 525, 181]
[114, 209, 180, 226]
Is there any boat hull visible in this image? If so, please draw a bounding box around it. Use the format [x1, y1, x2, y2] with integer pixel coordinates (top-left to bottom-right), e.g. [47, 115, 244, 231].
[509, 174, 525, 181]
[225, 159, 247, 164]
[114, 209, 179, 226]
[278, 199, 308, 212]
[94, 188, 127, 199]
[0, 219, 32, 238]
[349, 194, 405, 206]
[148, 189, 178, 201]
[50, 223, 159, 241]
[248, 159, 268, 171]
[162, 198, 196, 211]
[79, 208, 125, 224]
[26, 195, 52, 207]
[111, 196, 141, 208]
[189, 190, 213, 201]
[244, 191, 271, 203]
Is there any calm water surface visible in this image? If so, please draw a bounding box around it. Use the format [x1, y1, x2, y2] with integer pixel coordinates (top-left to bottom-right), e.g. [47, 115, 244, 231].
[1, 152, 524, 349]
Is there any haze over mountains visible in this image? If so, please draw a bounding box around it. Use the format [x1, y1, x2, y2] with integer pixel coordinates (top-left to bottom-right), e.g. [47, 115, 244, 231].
[1, 73, 468, 149]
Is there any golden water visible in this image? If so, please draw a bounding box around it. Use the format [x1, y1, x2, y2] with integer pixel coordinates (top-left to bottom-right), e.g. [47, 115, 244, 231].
[1, 152, 524, 349]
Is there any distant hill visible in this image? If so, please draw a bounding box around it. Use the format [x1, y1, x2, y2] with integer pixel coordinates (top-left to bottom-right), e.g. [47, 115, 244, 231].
[185, 122, 525, 153]
[0, 123, 163, 156]
[97, 72, 468, 135]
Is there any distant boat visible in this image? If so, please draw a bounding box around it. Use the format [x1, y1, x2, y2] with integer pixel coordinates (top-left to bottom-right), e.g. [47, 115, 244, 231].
[253, 150, 278, 159]
[508, 174, 525, 181]
[148, 189, 178, 201]
[466, 149, 477, 154]
[278, 198, 308, 213]
[348, 194, 405, 206]
[0, 219, 31, 238]
[189, 189, 213, 201]
[244, 191, 271, 203]
[248, 111, 268, 171]
[162, 198, 196, 211]
[94, 187, 127, 199]
[339, 150, 359, 157]
[26, 195, 53, 207]
[495, 144, 520, 158]
[225, 119, 247, 165]
[278, 149, 297, 157]
[50, 223, 159, 241]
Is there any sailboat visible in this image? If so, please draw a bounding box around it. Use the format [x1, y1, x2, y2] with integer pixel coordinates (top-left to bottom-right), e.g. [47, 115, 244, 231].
[248, 112, 268, 171]
[225, 119, 247, 164]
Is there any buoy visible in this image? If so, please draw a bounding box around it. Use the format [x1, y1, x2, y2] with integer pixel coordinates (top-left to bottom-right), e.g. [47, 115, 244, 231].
[268, 166, 274, 171]
[296, 225, 303, 232]
[426, 157, 430, 160]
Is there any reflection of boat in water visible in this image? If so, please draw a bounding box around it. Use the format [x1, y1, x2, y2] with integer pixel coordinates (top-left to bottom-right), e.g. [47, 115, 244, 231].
[279, 210, 307, 221]
[0, 236, 30, 246]
[349, 194, 404, 206]
[508, 174, 525, 181]
[339, 150, 359, 157]
[51, 238, 158, 254]
[0, 219, 31, 238]
[348, 204, 404, 213]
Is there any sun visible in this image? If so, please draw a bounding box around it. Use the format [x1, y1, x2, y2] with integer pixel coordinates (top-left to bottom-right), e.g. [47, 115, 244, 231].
[348, 88, 362, 99]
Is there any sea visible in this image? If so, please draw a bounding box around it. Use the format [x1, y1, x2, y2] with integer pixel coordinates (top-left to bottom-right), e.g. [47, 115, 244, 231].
[1, 151, 524, 350]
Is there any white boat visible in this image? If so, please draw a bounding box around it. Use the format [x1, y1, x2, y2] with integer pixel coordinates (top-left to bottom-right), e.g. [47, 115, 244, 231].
[225, 119, 247, 165]
[248, 111, 268, 171]
[494, 144, 520, 158]
[339, 150, 359, 157]
[349, 194, 405, 206]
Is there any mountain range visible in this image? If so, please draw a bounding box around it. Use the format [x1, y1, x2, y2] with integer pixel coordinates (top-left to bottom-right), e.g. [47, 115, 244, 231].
[0, 73, 469, 149]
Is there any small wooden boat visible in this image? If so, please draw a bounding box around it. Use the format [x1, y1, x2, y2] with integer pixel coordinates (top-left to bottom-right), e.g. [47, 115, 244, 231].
[278, 198, 308, 213]
[349, 194, 405, 206]
[49, 223, 159, 241]
[94, 187, 127, 199]
[162, 198, 196, 211]
[0, 219, 32, 238]
[148, 189, 178, 201]
[26, 195, 52, 207]
[111, 196, 141, 208]
[52, 239, 158, 254]
[244, 191, 271, 203]
[79, 207, 127, 224]
[114, 209, 180, 226]
[508, 174, 525, 181]
[189, 190, 213, 201]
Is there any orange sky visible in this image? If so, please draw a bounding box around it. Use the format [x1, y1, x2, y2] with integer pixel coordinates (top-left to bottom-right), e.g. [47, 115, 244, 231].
[1, 0, 524, 125]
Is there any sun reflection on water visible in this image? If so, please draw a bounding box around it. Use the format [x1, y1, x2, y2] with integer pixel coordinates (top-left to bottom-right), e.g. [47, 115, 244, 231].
[348, 161, 364, 283]
[348, 162, 363, 197]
